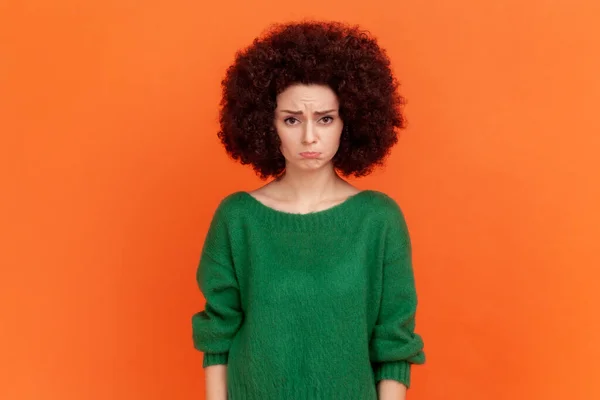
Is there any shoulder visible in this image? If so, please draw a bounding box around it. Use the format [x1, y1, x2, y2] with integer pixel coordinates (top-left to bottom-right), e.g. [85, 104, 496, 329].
[210, 191, 250, 221]
[363, 190, 406, 220]
[365, 191, 412, 260]
[361, 190, 411, 245]
[217, 191, 248, 209]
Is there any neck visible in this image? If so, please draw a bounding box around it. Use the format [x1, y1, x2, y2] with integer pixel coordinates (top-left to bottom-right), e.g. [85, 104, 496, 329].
[274, 164, 343, 202]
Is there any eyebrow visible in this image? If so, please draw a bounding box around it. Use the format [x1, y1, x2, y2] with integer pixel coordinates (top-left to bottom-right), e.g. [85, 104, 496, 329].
[279, 109, 338, 116]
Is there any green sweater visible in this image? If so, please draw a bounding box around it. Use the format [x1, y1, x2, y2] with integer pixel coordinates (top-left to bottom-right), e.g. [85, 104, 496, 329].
[192, 190, 425, 399]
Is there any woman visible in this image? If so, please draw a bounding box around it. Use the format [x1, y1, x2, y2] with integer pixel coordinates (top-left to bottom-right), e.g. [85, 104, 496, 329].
[192, 20, 426, 400]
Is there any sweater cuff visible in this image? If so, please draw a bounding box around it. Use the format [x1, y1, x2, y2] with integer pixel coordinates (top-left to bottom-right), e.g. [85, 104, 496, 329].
[202, 352, 229, 368]
[373, 360, 411, 388]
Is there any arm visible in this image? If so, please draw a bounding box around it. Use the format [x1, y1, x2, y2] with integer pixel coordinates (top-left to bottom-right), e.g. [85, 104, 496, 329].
[205, 364, 227, 400]
[377, 379, 407, 400]
[369, 200, 425, 397]
[191, 205, 243, 399]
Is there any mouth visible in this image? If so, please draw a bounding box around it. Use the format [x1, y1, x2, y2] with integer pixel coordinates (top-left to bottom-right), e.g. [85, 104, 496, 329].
[299, 152, 321, 159]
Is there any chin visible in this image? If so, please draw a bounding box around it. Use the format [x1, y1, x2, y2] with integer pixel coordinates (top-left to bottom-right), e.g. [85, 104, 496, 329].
[297, 160, 332, 171]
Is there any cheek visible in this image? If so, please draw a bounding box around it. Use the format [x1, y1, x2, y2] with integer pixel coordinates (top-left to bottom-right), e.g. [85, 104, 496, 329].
[275, 130, 295, 154]
[326, 130, 343, 149]
[277, 132, 292, 149]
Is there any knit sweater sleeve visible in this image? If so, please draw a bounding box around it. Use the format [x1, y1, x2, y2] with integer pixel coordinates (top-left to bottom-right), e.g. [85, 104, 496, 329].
[191, 202, 243, 368]
[369, 199, 426, 388]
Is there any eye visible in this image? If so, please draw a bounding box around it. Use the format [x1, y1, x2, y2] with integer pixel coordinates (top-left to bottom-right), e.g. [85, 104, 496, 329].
[284, 117, 300, 126]
[320, 116, 334, 124]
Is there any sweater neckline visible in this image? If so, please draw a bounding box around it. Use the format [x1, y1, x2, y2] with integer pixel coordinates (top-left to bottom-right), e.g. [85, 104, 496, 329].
[237, 190, 374, 231]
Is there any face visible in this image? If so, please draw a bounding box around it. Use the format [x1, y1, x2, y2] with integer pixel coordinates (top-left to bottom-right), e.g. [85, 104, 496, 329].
[274, 84, 343, 172]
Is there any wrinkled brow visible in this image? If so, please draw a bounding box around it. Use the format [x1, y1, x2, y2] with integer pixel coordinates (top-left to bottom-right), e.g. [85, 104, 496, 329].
[278, 109, 338, 115]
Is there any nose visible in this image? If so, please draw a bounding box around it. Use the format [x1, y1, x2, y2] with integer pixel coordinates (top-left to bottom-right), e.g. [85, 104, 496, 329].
[301, 121, 317, 144]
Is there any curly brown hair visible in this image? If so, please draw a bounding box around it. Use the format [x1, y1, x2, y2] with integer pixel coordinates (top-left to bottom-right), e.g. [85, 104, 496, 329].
[217, 20, 405, 179]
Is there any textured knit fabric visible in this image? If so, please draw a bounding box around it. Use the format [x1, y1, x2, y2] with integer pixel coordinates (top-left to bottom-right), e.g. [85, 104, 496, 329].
[191, 190, 425, 399]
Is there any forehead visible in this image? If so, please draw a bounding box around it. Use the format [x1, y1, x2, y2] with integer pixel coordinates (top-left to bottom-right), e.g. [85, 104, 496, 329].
[276, 84, 339, 108]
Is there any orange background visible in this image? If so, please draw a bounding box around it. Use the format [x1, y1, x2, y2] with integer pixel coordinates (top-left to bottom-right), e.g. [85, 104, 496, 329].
[2, 0, 599, 399]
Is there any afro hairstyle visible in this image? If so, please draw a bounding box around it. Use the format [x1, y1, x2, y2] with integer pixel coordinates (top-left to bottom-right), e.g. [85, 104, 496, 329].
[217, 20, 406, 179]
